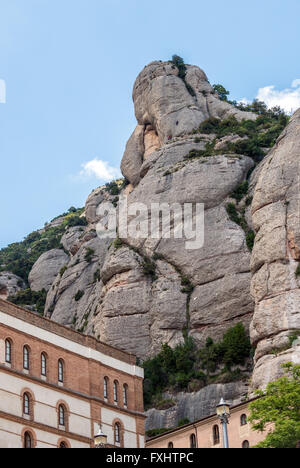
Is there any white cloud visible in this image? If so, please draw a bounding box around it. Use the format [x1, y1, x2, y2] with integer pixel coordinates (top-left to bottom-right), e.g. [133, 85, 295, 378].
[238, 97, 250, 105]
[80, 159, 121, 181]
[292, 79, 300, 88]
[0, 79, 6, 104]
[256, 80, 300, 114]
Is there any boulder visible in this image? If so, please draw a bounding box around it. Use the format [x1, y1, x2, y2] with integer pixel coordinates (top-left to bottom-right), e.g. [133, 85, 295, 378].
[28, 249, 69, 292]
[0, 272, 26, 300]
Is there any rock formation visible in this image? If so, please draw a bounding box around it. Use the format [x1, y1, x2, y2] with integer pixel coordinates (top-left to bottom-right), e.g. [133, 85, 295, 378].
[250, 108, 300, 389]
[3, 58, 300, 428]
[145, 381, 249, 432]
[89, 61, 258, 358]
[28, 249, 69, 292]
[122, 60, 256, 187]
[0, 272, 25, 300]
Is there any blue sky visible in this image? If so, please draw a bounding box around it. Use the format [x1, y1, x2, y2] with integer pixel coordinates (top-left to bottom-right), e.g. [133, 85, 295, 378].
[1, 0, 300, 248]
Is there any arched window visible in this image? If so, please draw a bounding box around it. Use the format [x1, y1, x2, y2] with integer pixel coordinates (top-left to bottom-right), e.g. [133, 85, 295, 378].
[213, 425, 220, 445]
[23, 393, 30, 416]
[58, 405, 65, 427]
[41, 353, 47, 377]
[23, 346, 30, 370]
[168, 442, 174, 449]
[58, 360, 64, 383]
[24, 431, 33, 449]
[241, 414, 247, 426]
[113, 381, 118, 403]
[5, 339, 12, 364]
[190, 433, 197, 448]
[104, 377, 109, 399]
[114, 423, 121, 444]
[242, 440, 250, 449]
[123, 384, 128, 407]
[59, 441, 68, 448]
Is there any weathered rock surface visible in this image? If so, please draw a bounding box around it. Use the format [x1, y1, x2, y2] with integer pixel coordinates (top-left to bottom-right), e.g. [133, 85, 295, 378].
[250, 109, 300, 389]
[45, 237, 109, 329]
[145, 381, 249, 431]
[123, 60, 256, 186]
[36, 61, 263, 367]
[7, 59, 299, 429]
[119, 146, 254, 351]
[61, 227, 85, 255]
[28, 249, 69, 292]
[92, 247, 187, 357]
[0, 272, 26, 300]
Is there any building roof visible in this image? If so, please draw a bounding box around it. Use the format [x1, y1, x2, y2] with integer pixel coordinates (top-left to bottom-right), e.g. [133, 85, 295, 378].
[0, 298, 137, 366]
[146, 397, 259, 443]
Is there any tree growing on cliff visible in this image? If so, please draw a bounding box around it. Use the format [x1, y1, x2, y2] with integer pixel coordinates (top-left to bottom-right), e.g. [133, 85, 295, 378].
[213, 84, 230, 101]
[248, 363, 300, 448]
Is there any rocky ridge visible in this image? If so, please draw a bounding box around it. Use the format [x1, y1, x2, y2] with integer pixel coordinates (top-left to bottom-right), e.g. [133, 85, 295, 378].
[2, 58, 300, 429]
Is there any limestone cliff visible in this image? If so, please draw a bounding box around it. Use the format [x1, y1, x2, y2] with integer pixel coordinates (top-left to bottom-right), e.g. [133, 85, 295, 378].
[2, 59, 299, 429]
[30, 60, 259, 361]
[250, 108, 300, 389]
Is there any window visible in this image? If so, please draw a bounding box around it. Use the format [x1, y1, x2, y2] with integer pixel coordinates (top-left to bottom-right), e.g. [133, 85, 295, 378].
[190, 433, 197, 448]
[213, 425, 220, 445]
[23, 346, 30, 370]
[241, 414, 247, 426]
[59, 441, 68, 448]
[114, 423, 121, 444]
[123, 384, 128, 407]
[168, 442, 174, 449]
[41, 353, 47, 377]
[24, 431, 33, 449]
[5, 339, 12, 364]
[59, 405, 65, 427]
[113, 381, 118, 403]
[242, 440, 250, 449]
[104, 377, 108, 399]
[23, 393, 30, 416]
[58, 360, 64, 383]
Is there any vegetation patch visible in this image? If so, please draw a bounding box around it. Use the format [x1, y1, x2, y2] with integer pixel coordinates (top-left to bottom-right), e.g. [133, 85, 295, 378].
[84, 248, 95, 263]
[178, 418, 190, 427]
[195, 108, 289, 162]
[289, 331, 300, 346]
[146, 428, 173, 439]
[249, 363, 300, 448]
[104, 178, 128, 196]
[0, 207, 85, 282]
[59, 265, 68, 277]
[8, 288, 47, 315]
[142, 324, 251, 409]
[93, 269, 101, 283]
[295, 263, 300, 278]
[226, 202, 256, 251]
[154, 398, 176, 410]
[142, 257, 157, 281]
[230, 181, 249, 202]
[180, 276, 194, 295]
[184, 140, 216, 160]
[112, 238, 124, 250]
[171, 55, 196, 97]
[74, 290, 84, 302]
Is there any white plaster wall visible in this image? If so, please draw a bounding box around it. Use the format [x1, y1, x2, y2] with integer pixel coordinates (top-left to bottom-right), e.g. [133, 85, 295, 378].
[0, 418, 90, 448]
[0, 372, 91, 437]
[0, 312, 144, 378]
[101, 407, 138, 448]
[139, 435, 145, 448]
